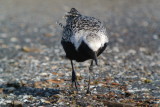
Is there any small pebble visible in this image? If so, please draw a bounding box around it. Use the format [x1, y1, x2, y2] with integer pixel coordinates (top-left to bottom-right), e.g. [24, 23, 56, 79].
[10, 37, 18, 42]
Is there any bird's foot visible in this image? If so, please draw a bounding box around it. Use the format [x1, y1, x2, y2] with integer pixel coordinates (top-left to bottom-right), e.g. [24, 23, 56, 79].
[71, 69, 80, 91]
[86, 89, 91, 94]
[71, 80, 80, 91]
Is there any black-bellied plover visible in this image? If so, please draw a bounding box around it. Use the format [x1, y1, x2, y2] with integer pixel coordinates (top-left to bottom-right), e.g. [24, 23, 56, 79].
[59, 8, 109, 93]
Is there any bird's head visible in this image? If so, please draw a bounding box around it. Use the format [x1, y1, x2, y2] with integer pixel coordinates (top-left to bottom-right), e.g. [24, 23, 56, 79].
[65, 8, 81, 18]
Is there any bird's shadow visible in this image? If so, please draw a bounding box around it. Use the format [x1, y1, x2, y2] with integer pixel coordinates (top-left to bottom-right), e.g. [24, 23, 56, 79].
[0, 83, 60, 97]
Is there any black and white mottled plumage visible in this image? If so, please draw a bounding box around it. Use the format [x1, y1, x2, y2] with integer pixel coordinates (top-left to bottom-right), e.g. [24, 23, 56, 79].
[59, 8, 109, 93]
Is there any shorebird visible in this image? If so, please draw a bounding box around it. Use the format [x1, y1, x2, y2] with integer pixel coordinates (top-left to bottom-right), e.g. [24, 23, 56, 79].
[58, 8, 109, 93]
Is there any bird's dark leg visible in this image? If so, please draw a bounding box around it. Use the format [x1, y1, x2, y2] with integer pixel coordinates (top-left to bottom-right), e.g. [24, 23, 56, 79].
[70, 60, 79, 90]
[86, 60, 93, 94]
[94, 52, 98, 66]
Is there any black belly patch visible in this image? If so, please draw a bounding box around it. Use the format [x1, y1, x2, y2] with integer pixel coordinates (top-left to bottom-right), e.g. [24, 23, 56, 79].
[61, 41, 77, 60]
[61, 41, 108, 62]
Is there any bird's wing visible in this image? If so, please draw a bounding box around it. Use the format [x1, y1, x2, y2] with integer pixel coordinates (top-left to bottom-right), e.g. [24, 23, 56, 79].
[62, 25, 73, 42]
